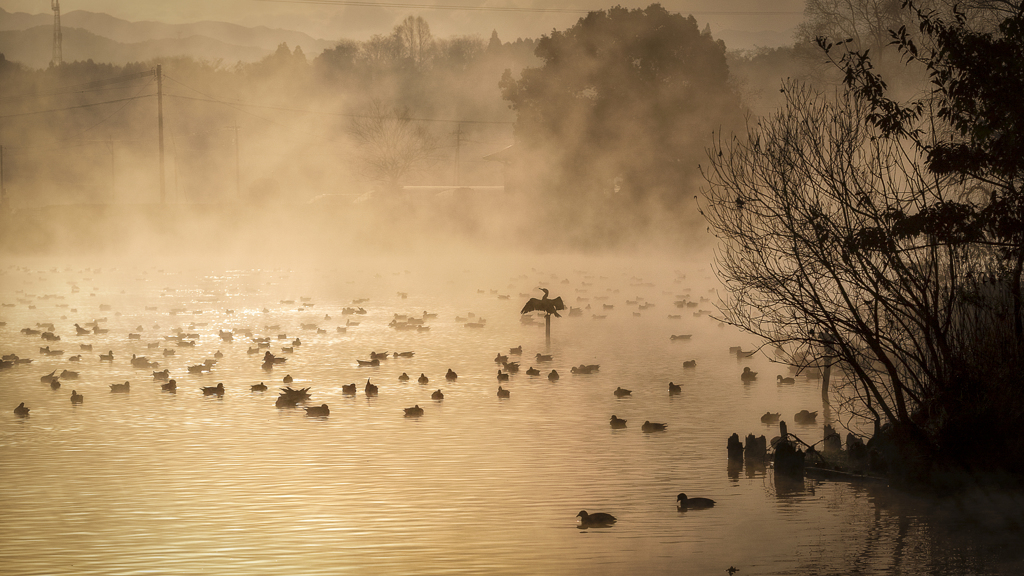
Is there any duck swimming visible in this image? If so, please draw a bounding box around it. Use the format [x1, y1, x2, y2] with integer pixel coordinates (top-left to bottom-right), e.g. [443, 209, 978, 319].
[614, 387, 631, 398]
[760, 412, 781, 424]
[497, 386, 510, 398]
[283, 374, 293, 383]
[342, 383, 357, 395]
[548, 370, 559, 381]
[251, 382, 267, 392]
[576, 510, 616, 527]
[431, 389, 444, 400]
[445, 369, 458, 381]
[202, 383, 225, 396]
[677, 493, 716, 509]
[404, 404, 424, 417]
[610, 415, 627, 429]
[305, 404, 330, 417]
[536, 353, 553, 362]
[497, 370, 509, 382]
[777, 375, 796, 384]
[110, 381, 130, 393]
[14, 402, 30, 416]
[683, 360, 696, 368]
[398, 372, 410, 381]
[526, 367, 540, 376]
[668, 382, 682, 395]
[741, 367, 758, 382]
[509, 346, 522, 355]
[417, 373, 429, 384]
[642, 421, 667, 432]
[70, 390, 83, 403]
[162, 379, 177, 392]
[794, 410, 817, 424]
[365, 380, 379, 396]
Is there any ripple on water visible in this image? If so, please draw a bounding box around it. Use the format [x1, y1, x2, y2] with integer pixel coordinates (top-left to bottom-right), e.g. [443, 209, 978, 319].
[0, 259, 1019, 575]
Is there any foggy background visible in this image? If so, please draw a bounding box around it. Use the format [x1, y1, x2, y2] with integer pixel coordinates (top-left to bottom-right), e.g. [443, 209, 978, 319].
[0, 0, 846, 258]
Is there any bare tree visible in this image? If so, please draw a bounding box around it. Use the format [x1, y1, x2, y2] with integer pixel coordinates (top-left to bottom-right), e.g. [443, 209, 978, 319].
[700, 81, 1001, 444]
[349, 100, 440, 189]
[393, 16, 435, 67]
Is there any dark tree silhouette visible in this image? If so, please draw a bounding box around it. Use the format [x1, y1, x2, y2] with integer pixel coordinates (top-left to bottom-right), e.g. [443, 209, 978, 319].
[705, 0, 1024, 482]
[499, 4, 742, 215]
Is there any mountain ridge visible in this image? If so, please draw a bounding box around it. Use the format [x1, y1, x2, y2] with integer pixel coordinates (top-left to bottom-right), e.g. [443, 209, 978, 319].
[0, 7, 335, 69]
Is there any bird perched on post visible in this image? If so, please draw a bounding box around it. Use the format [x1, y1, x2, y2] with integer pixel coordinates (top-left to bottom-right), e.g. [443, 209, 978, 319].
[521, 288, 566, 317]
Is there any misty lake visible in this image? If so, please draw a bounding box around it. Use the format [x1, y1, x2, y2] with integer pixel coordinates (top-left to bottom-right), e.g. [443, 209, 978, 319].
[2, 253, 1022, 575]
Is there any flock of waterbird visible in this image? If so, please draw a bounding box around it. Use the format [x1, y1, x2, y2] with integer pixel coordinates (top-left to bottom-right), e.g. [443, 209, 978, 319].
[1, 264, 822, 540]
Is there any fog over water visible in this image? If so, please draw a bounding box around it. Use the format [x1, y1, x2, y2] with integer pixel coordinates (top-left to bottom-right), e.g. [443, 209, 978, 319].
[1, 255, 1023, 574]
[2, 1, 1024, 573]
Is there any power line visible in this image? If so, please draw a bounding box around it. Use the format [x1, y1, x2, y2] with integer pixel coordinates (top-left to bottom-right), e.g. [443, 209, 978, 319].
[0, 94, 152, 119]
[4, 79, 155, 152]
[162, 74, 514, 125]
[255, 0, 803, 15]
[255, 0, 589, 13]
[0, 71, 157, 102]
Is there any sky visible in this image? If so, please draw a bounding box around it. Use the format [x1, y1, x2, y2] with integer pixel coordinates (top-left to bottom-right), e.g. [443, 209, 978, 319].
[0, 0, 806, 47]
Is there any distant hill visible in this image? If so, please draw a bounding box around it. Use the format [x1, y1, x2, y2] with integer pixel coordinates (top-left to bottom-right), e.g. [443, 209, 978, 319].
[0, 8, 335, 69]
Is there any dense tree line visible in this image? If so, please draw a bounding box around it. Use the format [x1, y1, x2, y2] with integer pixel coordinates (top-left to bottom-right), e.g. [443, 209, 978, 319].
[0, 21, 537, 206]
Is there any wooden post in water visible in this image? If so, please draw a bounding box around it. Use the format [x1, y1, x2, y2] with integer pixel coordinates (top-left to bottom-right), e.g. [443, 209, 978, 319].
[821, 355, 833, 407]
[545, 313, 551, 346]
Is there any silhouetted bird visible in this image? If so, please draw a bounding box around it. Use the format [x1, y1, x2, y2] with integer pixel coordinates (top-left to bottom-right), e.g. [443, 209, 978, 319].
[576, 510, 616, 527]
[610, 415, 627, 429]
[342, 383, 357, 395]
[445, 369, 458, 381]
[548, 370, 559, 381]
[668, 382, 682, 395]
[305, 404, 330, 417]
[497, 386, 510, 398]
[14, 402, 30, 416]
[110, 381, 130, 393]
[431, 389, 444, 400]
[509, 346, 522, 355]
[760, 412, 780, 424]
[794, 410, 817, 424]
[70, 390, 83, 404]
[683, 360, 696, 368]
[162, 379, 177, 392]
[418, 373, 429, 384]
[526, 367, 540, 376]
[677, 493, 716, 509]
[777, 375, 795, 384]
[497, 370, 509, 382]
[202, 383, 225, 396]
[398, 372, 410, 381]
[741, 367, 757, 382]
[365, 380, 378, 396]
[404, 404, 424, 417]
[521, 288, 566, 317]
[642, 421, 667, 432]
[614, 387, 631, 398]
[251, 382, 267, 392]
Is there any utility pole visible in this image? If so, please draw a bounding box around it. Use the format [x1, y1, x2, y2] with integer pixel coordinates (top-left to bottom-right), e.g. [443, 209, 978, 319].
[156, 64, 166, 204]
[454, 123, 462, 186]
[1, 144, 6, 202]
[107, 137, 115, 203]
[51, 0, 62, 67]
[0, 144, 9, 216]
[233, 122, 240, 200]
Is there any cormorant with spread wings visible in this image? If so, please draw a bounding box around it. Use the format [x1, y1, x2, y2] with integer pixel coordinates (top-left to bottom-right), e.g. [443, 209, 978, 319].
[521, 288, 566, 317]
